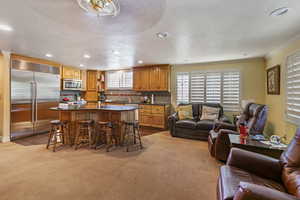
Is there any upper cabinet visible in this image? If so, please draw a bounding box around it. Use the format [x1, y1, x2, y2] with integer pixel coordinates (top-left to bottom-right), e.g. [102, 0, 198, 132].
[86, 70, 98, 91]
[62, 66, 81, 80]
[133, 65, 170, 91]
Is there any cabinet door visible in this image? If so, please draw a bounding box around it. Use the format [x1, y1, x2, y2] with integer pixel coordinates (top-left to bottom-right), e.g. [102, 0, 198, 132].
[140, 68, 150, 91]
[139, 114, 153, 126]
[152, 114, 165, 128]
[62, 66, 75, 79]
[80, 70, 87, 91]
[149, 67, 160, 90]
[158, 66, 170, 91]
[133, 69, 142, 91]
[87, 70, 98, 91]
[73, 69, 81, 80]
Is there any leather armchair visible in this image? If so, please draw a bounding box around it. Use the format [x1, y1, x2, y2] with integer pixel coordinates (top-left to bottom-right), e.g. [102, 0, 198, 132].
[209, 103, 268, 161]
[217, 128, 300, 200]
[168, 103, 231, 140]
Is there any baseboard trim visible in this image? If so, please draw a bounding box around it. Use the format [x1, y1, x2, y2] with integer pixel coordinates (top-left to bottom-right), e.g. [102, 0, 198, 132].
[0, 135, 10, 143]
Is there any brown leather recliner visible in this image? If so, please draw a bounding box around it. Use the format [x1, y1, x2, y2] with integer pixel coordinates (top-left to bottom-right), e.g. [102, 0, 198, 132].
[208, 103, 268, 161]
[217, 128, 300, 200]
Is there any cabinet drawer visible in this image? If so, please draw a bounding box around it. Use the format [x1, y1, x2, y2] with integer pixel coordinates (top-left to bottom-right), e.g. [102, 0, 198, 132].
[151, 105, 164, 114]
[152, 115, 165, 127]
[139, 114, 153, 125]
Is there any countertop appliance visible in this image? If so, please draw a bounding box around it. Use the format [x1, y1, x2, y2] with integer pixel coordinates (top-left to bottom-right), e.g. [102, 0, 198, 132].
[63, 79, 82, 90]
[11, 59, 60, 140]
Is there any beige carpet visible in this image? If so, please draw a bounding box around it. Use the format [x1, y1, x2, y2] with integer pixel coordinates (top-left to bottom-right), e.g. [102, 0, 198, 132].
[0, 132, 221, 200]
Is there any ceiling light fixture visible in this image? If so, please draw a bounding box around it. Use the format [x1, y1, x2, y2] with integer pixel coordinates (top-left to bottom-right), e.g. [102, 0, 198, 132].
[84, 54, 91, 59]
[77, 0, 120, 17]
[112, 50, 120, 55]
[45, 53, 53, 58]
[270, 7, 289, 16]
[0, 24, 13, 32]
[80, 64, 84, 67]
[156, 32, 169, 39]
[138, 60, 143, 64]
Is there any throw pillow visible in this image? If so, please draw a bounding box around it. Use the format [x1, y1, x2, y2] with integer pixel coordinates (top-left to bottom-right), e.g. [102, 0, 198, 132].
[176, 105, 194, 120]
[200, 106, 220, 120]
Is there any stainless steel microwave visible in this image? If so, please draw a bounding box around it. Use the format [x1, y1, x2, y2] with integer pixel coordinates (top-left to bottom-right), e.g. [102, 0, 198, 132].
[63, 79, 82, 90]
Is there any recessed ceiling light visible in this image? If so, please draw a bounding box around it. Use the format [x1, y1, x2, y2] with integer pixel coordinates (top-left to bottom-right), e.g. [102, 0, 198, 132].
[138, 60, 143, 64]
[156, 32, 169, 39]
[80, 64, 84, 67]
[45, 53, 53, 58]
[112, 50, 120, 55]
[0, 24, 13, 32]
[270, 7, 289, 16]
[84, 54, 91, 59]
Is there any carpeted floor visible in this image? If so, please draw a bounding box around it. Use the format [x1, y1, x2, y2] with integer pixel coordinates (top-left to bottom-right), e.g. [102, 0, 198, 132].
[0, 131, 221, 200]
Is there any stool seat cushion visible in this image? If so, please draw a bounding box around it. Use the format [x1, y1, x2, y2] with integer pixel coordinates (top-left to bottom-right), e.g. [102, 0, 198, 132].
[78, 120, 94, 124]
[50, 120, 63, 125]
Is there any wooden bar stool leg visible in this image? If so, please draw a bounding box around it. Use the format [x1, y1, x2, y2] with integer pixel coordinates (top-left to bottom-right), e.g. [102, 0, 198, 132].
[53, 127, 58, 152]
[137, 126, 143, 149]
[74, 127, 81, 150]
[46, 128, 53, 149]
[88, 125, 92, 149]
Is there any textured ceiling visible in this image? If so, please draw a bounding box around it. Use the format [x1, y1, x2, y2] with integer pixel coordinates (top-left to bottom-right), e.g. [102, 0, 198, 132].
[0, 0, 300, 70]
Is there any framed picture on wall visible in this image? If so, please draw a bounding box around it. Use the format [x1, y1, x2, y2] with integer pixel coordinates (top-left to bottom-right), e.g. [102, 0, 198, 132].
[267, 65, 280, 95]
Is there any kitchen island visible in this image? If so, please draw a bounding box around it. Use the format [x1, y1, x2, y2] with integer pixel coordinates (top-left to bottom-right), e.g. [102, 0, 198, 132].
[50, 105, 137, 145]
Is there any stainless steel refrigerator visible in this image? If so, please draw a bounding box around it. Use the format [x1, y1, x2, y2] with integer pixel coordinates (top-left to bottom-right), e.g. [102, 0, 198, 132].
[11, 59, 60, 140]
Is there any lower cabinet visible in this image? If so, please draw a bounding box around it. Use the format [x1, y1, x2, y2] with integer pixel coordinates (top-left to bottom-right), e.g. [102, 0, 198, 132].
[139, 105, 170, 129]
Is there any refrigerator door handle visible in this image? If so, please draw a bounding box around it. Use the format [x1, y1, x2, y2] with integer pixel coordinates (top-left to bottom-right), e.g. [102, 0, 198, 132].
[35, 82, 38, 123]
[31, 82, 35, 123]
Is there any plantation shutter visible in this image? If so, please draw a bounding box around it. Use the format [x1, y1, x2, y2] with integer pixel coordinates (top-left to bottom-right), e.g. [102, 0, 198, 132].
[206, 72, 221, 103]
[223, 72, 240, 111]
[191, 72, 205, 103]
[286, 51, 300, 124]
[176, 72, 189, 104]
[106, 70, 133, 89]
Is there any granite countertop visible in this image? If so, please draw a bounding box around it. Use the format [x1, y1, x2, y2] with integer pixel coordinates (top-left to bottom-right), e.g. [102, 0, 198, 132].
[105, 101, 170, 106]
[50, 105, 137, 112]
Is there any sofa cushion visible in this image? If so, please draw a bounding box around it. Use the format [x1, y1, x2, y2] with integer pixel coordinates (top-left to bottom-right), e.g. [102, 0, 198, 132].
[176, 105, 194, 120]
[175, 120, 197, 129]
[219, 166, 286, 200]
[196, 120, 215, 131]
[200, 105, 220, 120]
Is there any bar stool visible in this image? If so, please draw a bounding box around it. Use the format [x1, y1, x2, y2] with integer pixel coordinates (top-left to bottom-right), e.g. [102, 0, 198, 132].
[74, 120, 94, 150]
[46, 120, 69, 152]
[94, 121, 111, 149]
[106, 122, 120, 152]
[124, 121, 143, 152]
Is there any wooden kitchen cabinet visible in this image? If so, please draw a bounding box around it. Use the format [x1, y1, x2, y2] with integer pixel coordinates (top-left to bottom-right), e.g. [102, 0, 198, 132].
[133, 65, 170, 91]
[86, 70, 98, 91]
[80, 70, 87, 91]
[84, 70, 98, 102]
[138, 104, 170, 129]
[62, 66, 81, 80]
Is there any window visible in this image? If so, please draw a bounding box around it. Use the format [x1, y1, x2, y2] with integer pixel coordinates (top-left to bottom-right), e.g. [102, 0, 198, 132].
[106, 70, 133, 89]
[286, 51, 300, 124]
[176, 71, 241, 111]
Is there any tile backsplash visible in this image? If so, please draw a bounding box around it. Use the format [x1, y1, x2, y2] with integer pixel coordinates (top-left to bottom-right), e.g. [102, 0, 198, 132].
[105, 90, 171, 104]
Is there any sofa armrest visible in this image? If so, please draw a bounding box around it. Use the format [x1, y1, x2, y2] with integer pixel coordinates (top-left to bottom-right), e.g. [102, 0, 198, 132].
[219, 115, 232, 124]
[234, 182, 298, 200]
[227, 148, 282, 182]
[214, 121, 237, 132]
[168, 113, 179, 136]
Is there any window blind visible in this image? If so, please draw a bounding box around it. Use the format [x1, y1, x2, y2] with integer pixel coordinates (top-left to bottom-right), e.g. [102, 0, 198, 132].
[176, 72, 189, 104]
[206, 72, 221, 103]
[176, 71, 241, 111]
[286, 51, 300, 124]
[223, 72, 240, 111]
[106, 70, 133, 89]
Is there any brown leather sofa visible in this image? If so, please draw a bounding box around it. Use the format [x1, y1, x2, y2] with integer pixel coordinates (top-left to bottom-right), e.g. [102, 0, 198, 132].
[208, 103, 268, 161]
[217, 128, 300, 200]
[168, 103, 231, 140]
